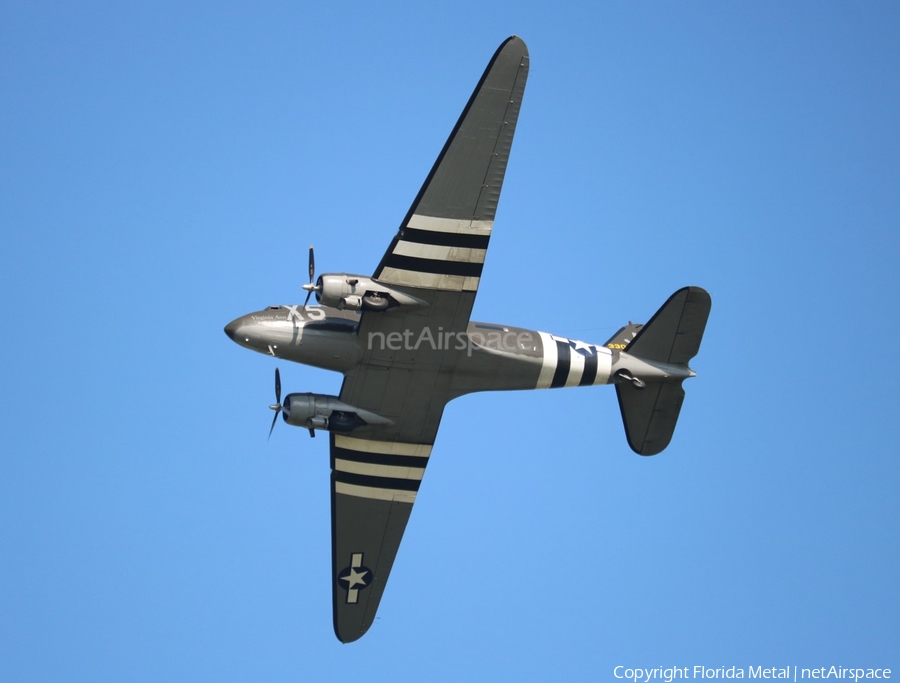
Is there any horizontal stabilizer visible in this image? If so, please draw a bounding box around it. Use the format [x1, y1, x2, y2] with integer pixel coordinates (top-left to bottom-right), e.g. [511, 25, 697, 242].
[616, 381, 685, 455]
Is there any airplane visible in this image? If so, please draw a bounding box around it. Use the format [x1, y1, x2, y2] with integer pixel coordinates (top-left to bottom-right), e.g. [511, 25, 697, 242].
[224, 36, 711, 643]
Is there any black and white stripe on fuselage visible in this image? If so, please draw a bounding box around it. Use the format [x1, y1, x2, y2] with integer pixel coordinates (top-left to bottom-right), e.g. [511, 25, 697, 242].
[535, 332, 613, 389]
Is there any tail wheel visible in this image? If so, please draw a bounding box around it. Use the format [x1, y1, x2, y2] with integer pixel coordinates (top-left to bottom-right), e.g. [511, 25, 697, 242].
[615, 369, 646, 390]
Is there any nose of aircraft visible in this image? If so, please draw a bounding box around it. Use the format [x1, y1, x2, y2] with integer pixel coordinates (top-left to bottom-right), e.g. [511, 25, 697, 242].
[224, 318, 242, 341]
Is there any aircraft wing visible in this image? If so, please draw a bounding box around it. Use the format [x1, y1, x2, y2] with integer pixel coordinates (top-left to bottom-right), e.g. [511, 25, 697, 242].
[329, 36, 529, 643]
[373, 35, 529, 307]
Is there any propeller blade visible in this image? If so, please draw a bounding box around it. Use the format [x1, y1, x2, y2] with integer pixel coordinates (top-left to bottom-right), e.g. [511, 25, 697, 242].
[268, 411, 280, 441]
[302, 246, 317, 306]
[268, 367, 283, 441]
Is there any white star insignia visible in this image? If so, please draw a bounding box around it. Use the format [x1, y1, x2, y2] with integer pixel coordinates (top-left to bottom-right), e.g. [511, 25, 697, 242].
[569, 339, 597, 356]
[342, 567, 369, 589]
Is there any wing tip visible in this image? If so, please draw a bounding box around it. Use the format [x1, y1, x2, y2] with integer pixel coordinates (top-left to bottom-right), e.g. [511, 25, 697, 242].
[499, 35, 529, 58]
[334, 627, 367, 644]
[333, 610, 375, 644]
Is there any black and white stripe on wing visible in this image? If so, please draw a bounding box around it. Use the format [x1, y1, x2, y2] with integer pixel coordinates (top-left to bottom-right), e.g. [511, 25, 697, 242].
[332, 435, 433, 504]
[397, 226, 490, 250]
[376, 214, 491, 292]
[381, 253, 483, 279]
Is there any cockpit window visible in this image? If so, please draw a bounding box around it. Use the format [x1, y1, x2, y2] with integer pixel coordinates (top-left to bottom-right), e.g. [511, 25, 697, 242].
[265, 306, 283, 311]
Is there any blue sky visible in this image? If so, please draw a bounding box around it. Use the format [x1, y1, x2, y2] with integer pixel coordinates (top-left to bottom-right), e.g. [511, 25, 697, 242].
[2, 2, 898, 681]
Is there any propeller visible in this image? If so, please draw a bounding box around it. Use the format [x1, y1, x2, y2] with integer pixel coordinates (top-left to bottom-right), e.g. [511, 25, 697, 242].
[301, 245, 319, 305]
[268, 367, 283, 440]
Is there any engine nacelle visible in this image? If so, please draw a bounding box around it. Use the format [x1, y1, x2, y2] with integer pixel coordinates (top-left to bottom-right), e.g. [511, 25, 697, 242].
[281, 392, 393, 433]
[315, 273, 428, 312]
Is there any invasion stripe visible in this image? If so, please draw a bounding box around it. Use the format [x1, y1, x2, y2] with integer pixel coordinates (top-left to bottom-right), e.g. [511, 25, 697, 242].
[331, 436, 431, 501]
[392, 241, 486, 264]
[564, 347, 586, 388]
[334, 470, 421, 492]
[334, 481, 417, 503]
[398, 227, 490, 250]
[550, 340, 571, 388]
[580, 351, 598, 386]
[334, 458, 425, 481]
[333, 435, 432, 457]
[332, 447, 429, 469]
[383, 254, 484, 278]
[535, 331, 558, 389]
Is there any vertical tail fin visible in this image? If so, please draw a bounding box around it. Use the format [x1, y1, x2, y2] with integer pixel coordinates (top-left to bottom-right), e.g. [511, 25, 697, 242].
[626, 287, 711, 365]
[616, 287, 711, 455]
